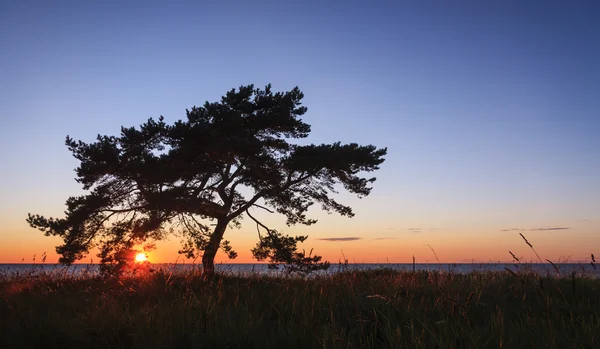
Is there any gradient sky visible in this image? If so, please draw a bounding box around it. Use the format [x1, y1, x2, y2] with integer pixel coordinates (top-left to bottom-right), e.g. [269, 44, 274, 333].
[1, 1, 598, 264]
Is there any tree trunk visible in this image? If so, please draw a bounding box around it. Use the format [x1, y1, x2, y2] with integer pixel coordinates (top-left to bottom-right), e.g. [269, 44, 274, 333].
[201, 219, 228, 277]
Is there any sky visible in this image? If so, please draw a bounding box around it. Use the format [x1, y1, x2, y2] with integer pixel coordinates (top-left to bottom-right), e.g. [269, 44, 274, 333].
[1, 1, 598, 264]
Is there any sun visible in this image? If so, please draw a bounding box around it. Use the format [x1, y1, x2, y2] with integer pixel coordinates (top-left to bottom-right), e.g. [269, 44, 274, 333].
[134, 252, 148, 263]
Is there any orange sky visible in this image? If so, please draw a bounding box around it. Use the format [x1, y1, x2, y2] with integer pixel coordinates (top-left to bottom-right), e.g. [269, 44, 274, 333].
[2, 177, 597, 265]
[2, 206, 596, 264]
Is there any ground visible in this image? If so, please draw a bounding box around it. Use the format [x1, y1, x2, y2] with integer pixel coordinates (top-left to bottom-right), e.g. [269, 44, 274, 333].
[1, 268, 599, 348]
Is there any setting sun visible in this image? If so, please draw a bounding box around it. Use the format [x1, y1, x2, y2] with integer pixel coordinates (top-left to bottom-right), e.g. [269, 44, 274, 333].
[134, 252, 148, 263]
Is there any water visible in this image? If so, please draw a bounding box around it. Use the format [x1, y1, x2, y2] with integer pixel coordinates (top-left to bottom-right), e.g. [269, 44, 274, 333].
[1, 263, 598, 277]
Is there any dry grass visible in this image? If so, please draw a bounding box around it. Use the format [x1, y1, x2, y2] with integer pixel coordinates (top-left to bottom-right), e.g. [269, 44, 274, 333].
[1, 265, 599, 349]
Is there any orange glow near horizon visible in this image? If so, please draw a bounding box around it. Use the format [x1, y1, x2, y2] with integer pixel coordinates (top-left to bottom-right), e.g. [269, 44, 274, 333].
[1, 224, 598, 265]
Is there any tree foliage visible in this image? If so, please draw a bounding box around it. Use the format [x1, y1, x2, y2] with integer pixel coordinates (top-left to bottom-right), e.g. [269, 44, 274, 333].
[27, 84, 387, 275]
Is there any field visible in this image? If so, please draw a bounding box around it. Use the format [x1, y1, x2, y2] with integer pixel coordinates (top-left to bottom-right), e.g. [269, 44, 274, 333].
[1, 267, 599, 349]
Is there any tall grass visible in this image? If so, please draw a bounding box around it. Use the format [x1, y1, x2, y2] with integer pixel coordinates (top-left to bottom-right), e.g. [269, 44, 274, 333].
[2, 233, 597, 348]
[1, 266, 599, 349]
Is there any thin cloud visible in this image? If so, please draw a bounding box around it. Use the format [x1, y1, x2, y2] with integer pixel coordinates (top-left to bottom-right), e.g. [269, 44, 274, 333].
[317, 237, 362, 242]
[529, 227, 570, 231]
[371, 237, 398, 241]
[501, 227, 570, 232]
[407, 228, 421, 232]
[576, 219, 589, 223]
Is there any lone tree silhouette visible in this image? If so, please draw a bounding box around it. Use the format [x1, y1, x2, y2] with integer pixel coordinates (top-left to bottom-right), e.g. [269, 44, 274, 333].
[27, 84, 387, 276]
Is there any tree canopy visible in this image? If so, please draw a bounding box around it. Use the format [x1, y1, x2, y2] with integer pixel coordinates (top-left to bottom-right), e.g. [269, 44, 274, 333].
[27, 84, 387, 275]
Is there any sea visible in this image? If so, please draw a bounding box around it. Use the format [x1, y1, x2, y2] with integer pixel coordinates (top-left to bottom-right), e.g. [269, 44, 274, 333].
[1, 263, 598, 277]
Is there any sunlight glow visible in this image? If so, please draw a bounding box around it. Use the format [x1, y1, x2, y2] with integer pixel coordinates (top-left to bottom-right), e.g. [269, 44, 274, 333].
[134, 252, 148, 263]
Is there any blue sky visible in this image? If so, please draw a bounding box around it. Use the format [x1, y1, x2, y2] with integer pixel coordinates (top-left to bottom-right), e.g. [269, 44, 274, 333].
[1, 1, 598, 263]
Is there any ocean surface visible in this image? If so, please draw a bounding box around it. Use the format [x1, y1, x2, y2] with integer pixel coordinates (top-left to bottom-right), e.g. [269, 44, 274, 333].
[1, 263, 598, 277]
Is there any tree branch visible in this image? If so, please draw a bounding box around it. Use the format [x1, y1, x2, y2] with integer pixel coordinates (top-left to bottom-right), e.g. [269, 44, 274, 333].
[252, 203, 275, 213]
[100, 205, 148, 214]
[226, 171, 314, 220]
[226, 190, 266, 220]
[191, 173, 213, 198]
[81, 211, 117, 249]
[245, 209, 273, 239]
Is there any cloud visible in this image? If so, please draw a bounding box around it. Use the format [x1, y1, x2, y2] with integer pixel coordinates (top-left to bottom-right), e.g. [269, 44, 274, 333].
[371, 237, 398, 241]
[576, 219, 589, 223]
[501, 227, 570, 232]
[407, 228, 421, 232]
[529, 227, 570, 231]
[317, 237, 362, 242]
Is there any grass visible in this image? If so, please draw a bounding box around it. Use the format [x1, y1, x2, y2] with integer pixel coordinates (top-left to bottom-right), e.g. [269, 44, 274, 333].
[1, 266, 599, 349]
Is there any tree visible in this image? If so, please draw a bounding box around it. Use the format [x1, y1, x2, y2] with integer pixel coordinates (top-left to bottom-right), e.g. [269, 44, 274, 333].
[27, 84, 387, 276]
